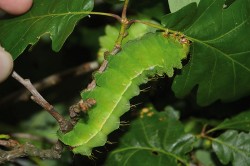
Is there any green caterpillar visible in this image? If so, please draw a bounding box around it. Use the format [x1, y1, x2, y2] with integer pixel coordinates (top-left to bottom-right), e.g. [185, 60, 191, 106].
[57, 32, 190, 156]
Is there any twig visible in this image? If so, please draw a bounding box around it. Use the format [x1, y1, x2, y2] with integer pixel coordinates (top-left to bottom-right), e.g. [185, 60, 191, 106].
[11, 133, 55, 144]
[11, 71, 72, 133]
[69, 99, 96, 125]
[200, 124, 207, 137]
[0, 139, 20, 149]
[86, 11, 122, 22]
[121, 0, 129, 19]
[115, 0, 130, 47]
[85, 0, 130, 92]
[0, 61, 99, 105]
[0, 141, 63, 164]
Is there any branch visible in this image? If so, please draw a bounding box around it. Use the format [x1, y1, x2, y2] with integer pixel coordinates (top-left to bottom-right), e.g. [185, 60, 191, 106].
[121, 0, 129, 19]
[0, 139, 19, 149]
[85, 0, 130, 92]
[0, 141, 63, 164]
[11, 71, 72, 133]
[0, 61, 99, 105]
[114, 0, 130, 47]
[0, 62, 99, 163]
[11, 133, 55, 144]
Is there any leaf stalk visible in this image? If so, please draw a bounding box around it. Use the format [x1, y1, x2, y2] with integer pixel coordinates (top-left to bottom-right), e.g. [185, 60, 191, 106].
[86, 11, 121, 22]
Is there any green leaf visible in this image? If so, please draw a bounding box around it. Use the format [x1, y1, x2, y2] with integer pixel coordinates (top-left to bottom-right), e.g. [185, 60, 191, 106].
[98, 21, 156, 62]
[162, 3, 197, 31]
[0, 134, 10, 139]
[105, 106, 195, 166]
[168, 0, 200, 13]
[0, 0, 94, 59]
[20, 104, 68, 141]
[195, 150, 216, 166]
[208, 110, 250, 133]
[162, 0, 250, 106]
[212, 130, 250, 165]
[99, 22, 156, 49]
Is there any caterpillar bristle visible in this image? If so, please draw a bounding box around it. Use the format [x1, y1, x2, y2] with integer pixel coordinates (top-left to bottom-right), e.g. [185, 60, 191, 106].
[120, 124, 130, 127]
[140, 86, 151, 93]
[120, 120, 129, 124]
[130, 102, 143, 110]
[147, 77, 157, 82]
[148, 75, 165, 81]
[119, 121, 130, 126]
[106, 140, 116, 145]
[88, 154, 97, 161]
[94, 149, 103, 154]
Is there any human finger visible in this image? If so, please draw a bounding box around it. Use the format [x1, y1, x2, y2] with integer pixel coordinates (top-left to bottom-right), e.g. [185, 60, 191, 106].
[0, 0, 33, 15]
[0, 46, 13, 83]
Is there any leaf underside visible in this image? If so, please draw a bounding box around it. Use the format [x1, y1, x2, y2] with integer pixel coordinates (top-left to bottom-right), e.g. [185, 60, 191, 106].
[162, 0, 250, 106]
[0, 0, 94, 59]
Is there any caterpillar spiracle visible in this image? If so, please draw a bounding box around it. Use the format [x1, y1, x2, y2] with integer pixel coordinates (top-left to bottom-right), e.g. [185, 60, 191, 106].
[57, 32, 190, 156]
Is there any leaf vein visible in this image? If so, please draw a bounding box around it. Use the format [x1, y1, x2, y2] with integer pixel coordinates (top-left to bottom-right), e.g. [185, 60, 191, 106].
[208, 50, 217, 98]
[190, 38, 250, 72]
[213, 137, 250, 157]
[123, 150, 139, 166]
[184, 0, 217, 33]
[110, 146, 188, 165]
[139, 119, 154, 148]
[203, 19, 249, 43]
[232, 61, 236, 96]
